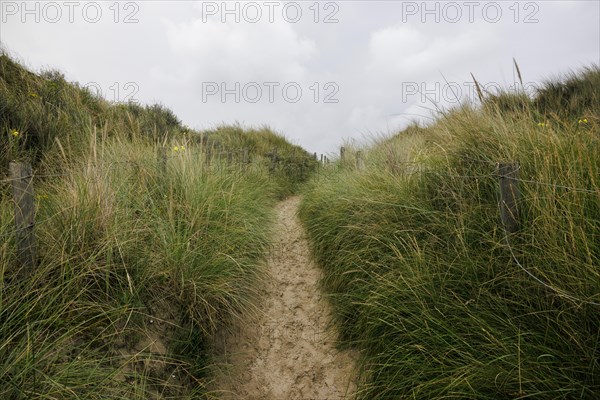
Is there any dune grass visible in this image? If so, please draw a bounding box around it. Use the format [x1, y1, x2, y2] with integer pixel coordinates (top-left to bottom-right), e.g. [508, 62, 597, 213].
[0, 52, 315, 398]
[2, 138, 276, 398]
[299, 66, 599, 399]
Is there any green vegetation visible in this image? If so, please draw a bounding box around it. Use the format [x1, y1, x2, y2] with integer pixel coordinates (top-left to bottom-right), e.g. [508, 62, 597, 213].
[0, 52, 314, 398]
[198, 124, 317, 198]
[300, 66, 600, 399]
[0, 53, 182, 167]
[5, 48, 599, 399]
[0, 52, 315, 192]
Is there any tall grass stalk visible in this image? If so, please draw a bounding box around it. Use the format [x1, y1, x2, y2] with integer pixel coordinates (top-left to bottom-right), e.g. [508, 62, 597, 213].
[299, 66, 599, 399]
[1, 52, 316, 398]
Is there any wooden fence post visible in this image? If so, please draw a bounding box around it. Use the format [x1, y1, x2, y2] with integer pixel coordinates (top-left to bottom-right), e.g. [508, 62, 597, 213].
[214, 143, 222, 163]
[242, 148, 249, 172]
[158, 146, 167, 174]
[340, 146, 345, 162]
[356, 151, 364, 171]
[206, 146, 212, 166]
[10, 161, 36, 269]
[498, 162, 520, 234]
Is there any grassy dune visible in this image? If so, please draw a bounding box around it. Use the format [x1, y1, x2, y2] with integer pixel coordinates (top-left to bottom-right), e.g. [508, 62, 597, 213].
[0, 53, 314, 398]
[300, 66, 599, 398]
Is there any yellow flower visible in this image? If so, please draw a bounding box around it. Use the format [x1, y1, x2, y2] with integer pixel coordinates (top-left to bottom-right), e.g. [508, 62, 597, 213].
[537, 122, 546, 127]
[173, 146, 179, 152]
[29, 92, 38, 98]
[10, 129, 19, 137]
[180, 145, 185, 151]
[578, 118, 588, 124]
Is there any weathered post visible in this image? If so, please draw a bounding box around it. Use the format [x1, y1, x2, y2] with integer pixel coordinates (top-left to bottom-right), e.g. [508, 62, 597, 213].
[158, 146, 167, 174]
[356, 150, 364, 171]
[242, 148, 249, 172]
[205, 145, 212, 166]
[10, 161, 36, 269]
[498, 162, 521, 234]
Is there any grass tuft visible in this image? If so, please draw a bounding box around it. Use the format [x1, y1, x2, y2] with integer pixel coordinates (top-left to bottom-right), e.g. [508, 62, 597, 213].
[300, 65, 600, 399]
[1, 52, 315, 398]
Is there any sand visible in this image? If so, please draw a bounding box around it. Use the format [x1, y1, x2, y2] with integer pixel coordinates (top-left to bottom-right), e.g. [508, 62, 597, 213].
[211, 196, 358, 400]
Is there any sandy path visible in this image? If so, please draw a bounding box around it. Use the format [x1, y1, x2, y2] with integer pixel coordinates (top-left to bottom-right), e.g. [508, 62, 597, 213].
[211, 196, 358, 400]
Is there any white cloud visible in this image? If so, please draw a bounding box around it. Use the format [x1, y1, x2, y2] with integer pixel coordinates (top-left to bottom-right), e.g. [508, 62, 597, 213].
[0, 1, 597, 154]
[367, 25, 497, 79]
[161, 17, 316, 83]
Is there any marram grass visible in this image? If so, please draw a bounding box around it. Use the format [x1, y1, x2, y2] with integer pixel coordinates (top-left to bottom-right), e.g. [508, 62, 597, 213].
[1, 52, 315, 398]
[300, 66, 599, 399]
[1, 137, 281, 398]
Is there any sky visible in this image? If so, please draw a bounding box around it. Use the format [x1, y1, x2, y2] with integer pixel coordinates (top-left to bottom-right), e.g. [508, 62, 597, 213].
[1, 0, 599, 154]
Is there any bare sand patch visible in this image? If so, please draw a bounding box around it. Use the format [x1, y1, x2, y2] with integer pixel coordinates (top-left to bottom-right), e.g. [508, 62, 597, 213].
[211, 196, 358, 400]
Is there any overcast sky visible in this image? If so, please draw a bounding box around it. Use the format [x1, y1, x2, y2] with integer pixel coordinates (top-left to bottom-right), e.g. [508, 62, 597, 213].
[1, 1, 598, 154]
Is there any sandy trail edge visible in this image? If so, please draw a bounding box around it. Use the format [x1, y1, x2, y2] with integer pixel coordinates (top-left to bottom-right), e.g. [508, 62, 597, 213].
[210, 196, 358, 400]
